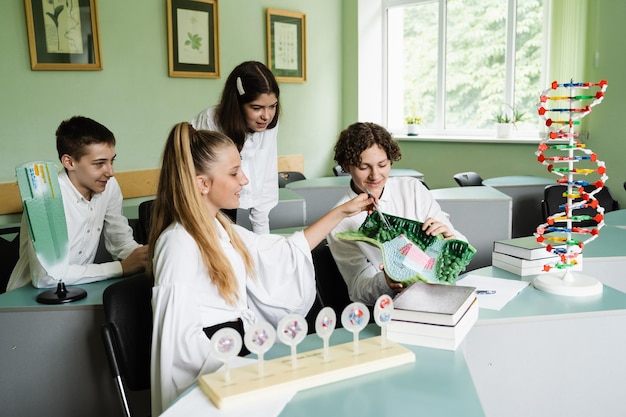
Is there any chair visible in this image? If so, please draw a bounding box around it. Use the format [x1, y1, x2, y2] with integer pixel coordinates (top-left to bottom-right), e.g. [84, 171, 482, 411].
[136, 199, 155, 244]
[278, 171, 306, 188]
[541, 184, 620, 226]
[101, 273, 153, 417]
[333, 165, 349, 176]
[311, 240, 351, 321]
[453, 171, 484, 186]
[0, 225, 20, 294]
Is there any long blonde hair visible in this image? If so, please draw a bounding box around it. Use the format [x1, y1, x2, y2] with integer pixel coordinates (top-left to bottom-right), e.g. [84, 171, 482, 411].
[148, 122, 255, 304]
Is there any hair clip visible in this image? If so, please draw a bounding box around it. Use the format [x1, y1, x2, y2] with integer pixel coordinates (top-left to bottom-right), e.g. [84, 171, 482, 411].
[236, 77, 245, 96]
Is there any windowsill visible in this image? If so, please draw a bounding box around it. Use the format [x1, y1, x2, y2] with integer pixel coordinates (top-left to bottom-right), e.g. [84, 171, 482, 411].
[395, 133, 544, 144]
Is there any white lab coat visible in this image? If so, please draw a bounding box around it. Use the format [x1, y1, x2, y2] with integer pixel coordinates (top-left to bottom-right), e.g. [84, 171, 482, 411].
[151, 221, 315, 414]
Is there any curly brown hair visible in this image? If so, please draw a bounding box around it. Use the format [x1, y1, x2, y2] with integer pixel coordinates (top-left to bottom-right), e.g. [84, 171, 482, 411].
[333, 122, 402, 169]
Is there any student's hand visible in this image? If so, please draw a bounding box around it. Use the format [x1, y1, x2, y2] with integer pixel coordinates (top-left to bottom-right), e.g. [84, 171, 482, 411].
[337, 193, 374, 218]
[379, 263, 404, 292]
[121, 245, 150, 276]
[303, 193, 373, 250]
[421, 217, 455, 239]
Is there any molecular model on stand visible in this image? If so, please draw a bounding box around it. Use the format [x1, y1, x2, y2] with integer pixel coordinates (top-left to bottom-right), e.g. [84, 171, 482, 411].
[199, 297, 414, 410]
[533, 79, 608, 296]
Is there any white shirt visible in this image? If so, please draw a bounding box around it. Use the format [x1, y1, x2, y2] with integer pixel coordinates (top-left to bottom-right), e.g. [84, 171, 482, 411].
[6, 170, 140, 290]
[326, 177, 467, 306]
[191, 107, 279, 234]
[151, 221, 315, 415]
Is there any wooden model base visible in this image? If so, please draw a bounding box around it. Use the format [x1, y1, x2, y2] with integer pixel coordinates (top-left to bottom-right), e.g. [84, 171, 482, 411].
[199, 336, 415, 409]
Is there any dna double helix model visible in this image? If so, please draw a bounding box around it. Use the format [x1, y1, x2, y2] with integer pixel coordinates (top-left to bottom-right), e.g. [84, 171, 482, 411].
[535, 79, 608, 273]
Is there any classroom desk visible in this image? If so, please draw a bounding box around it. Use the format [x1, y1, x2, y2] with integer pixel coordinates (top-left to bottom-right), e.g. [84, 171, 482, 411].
[482, 175, 554, 238]
[3, 227, 624, 417]
[0, 278, 144, 417]
[430, 186, 512, 270]
[604, 208, 626, 228]
[236, 188, 307, 230]
[461, 264, 626, 417]
[165, 255, 626, 417]
[164, 324, 485, 417]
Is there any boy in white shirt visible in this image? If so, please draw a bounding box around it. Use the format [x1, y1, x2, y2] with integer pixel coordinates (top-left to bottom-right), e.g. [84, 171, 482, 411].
[7, 116, 149, 290]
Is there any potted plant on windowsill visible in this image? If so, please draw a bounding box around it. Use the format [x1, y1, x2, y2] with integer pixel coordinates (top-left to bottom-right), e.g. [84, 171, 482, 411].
[494, 106, 526, 138]
[405, 116, 423, 136]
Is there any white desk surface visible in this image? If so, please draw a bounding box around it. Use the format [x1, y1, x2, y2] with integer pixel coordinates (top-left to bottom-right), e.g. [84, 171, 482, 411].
[462, 261, 626, 417]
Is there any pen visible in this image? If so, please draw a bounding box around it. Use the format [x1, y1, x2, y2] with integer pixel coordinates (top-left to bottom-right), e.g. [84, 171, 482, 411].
[476, 290, 496, 295]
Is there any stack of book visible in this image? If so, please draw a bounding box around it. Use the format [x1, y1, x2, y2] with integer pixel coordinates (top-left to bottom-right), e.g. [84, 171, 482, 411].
[491, 236, 582, 276]
[387, 282, 478, 351]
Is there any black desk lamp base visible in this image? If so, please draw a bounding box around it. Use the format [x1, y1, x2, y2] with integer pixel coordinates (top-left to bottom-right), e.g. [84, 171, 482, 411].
[36, 282, 87, 304]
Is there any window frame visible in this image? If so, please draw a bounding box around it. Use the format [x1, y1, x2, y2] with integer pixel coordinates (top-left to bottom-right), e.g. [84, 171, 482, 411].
[359, 0, 551, 141]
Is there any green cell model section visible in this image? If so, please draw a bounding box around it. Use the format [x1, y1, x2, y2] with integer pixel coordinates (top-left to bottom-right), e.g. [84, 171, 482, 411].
[336, 212, 476, 285]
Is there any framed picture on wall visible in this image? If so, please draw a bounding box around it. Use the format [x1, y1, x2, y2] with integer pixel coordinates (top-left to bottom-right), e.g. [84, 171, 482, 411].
[266, 8, 306, 83]
[24, 0, 102, 70]
[167, 0, 220, 78]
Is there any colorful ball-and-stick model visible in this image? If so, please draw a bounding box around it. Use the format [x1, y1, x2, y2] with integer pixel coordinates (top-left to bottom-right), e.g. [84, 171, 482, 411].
[533, 79, 608, 296]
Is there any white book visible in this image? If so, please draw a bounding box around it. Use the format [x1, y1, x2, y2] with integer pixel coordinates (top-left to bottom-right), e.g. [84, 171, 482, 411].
[492, 254, 583, 276]
[387, 299, 479, 351]
[493, 235, 562, 260]
[491, 251, 559, 268]
[391, 281, 476, 326]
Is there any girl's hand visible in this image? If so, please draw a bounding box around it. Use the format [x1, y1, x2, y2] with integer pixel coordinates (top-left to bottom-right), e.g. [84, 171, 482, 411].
[338, 193, 374, 218]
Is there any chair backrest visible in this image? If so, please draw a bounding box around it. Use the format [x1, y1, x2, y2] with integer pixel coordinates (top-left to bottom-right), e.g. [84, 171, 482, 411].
[0, 225, 20, 294]
[278, 171, 306, 188]
[542, 184, 620, 226]
[333, 165, 349, 176]
[101, 273, 153, 416]
[453, 171, 484, 186]
[137, 199, 155, 245]
[311, 240, 351, 320]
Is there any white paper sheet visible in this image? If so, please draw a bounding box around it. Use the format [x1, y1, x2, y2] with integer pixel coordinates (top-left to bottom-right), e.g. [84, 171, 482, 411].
[456, 275, 530, 310]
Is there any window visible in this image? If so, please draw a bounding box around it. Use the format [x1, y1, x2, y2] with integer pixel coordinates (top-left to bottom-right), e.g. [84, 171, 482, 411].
[383, 0, 547, 136]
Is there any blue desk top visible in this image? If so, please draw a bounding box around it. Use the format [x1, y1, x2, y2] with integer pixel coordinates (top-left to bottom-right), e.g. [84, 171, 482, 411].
[269, 325, 484, 417]
[483, 175, 554, 187]
[462, 266, 626, 322]
[604, 209, 626, 227]
[0, 278, 123, 310]
[169, 324, 484, 417]
[430, 186, 511, 201]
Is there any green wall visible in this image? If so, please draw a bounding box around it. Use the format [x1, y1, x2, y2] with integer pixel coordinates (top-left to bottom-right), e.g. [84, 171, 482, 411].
[0, 0, 343, 183]
[2, 0, 625, 209]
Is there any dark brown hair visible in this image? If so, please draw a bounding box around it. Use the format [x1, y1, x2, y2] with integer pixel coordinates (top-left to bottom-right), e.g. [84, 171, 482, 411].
[215, 61, 280, 151]
[56, 116, 116, 161]
[334, 122, 401, 170]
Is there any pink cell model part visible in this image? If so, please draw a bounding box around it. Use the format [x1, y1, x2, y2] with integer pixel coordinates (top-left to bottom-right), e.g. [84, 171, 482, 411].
[315, 307, 337, 361]
[533, 79, 608, 296]
[373, 294, 394, 348]
[210, 327, 243, 383]
[277, 313, 308, 368]
[244, 321, 276, 376]
[341, 302, 370, 354]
